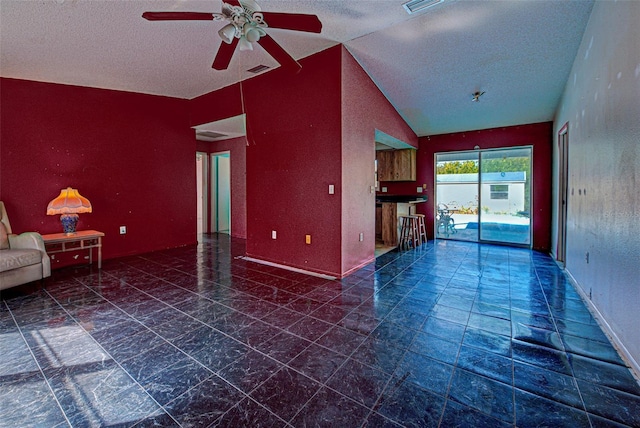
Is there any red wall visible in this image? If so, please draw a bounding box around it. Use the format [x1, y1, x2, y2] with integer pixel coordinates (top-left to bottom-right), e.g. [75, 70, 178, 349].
[0, 78, 196, 265]
[190, 46, 418, 277]
[190, 47, 343, 276]
[190, 84, 243, 127]
[381, 122, 553, 251]
[341, 47, 418, 274]
[196, 137, 247, 239]
[0, 73, 551, 276]
[243, 47, 343, 276]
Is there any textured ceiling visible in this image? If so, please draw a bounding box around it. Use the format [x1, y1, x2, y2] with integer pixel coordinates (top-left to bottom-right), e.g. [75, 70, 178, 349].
[0, 0, 594, 136]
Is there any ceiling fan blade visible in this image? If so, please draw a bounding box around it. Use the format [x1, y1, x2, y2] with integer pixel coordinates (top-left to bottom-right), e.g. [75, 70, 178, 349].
[142, 12, 218, 21]
[212, 37, 239, 70]
[260, 12, 322, 33]
[225, 0, 242, 7]
[257, 34, 302, 73]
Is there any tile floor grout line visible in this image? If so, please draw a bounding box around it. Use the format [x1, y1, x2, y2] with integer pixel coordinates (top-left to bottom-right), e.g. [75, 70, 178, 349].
[3, 236, 638, 427]
[79, 268, 295, 427]
[4, 296, 90, 428]
[42, 285, 186, 427]
[530, 252, 595, 428]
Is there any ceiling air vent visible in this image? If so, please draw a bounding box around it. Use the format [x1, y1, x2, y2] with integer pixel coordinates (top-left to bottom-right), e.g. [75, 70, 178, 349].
[196, 130, 229, 141]
[402, 0, 443, 14]
[247, 64, 270, 74]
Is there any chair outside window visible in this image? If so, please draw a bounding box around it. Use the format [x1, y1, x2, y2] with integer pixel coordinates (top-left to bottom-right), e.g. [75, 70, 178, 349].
[437, 203, 456, 236]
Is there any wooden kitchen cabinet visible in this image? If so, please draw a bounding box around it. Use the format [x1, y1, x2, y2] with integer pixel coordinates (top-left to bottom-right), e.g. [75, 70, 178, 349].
[393, 149, 416, 181]
[376, 150, 393, 182]
[376, 149, 416, 182]
[381, 202, 397, 246]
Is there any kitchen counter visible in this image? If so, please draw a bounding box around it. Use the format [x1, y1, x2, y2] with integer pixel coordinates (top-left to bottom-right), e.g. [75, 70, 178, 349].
[375, 196, 427, 246]
[376, 195, 427, 203]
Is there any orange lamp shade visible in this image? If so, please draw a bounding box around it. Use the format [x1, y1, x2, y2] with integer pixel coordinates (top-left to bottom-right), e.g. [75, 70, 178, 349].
[46, 188, 92, 215]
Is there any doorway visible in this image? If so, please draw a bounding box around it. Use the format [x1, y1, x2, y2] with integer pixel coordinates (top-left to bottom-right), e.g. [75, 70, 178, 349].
[435, 147, 532, 246]
[211, 151, 231, 235]
[556, 123, 569, 265]
[196, 152, 208, 242]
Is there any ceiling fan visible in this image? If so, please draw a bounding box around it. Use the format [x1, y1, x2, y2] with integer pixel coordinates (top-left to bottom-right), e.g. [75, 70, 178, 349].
[142, 0, 322, 73]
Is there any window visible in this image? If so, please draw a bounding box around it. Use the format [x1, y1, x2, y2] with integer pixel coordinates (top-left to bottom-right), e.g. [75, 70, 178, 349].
[490, 185, 509, 199]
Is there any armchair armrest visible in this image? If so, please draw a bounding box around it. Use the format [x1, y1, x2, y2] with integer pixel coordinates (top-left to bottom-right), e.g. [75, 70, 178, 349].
[8, 232, 47, 253]
[8, 232, 51, 278]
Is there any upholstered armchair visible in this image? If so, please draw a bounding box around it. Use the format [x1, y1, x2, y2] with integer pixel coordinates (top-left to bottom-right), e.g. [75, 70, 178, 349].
[0, 201, 51, 290]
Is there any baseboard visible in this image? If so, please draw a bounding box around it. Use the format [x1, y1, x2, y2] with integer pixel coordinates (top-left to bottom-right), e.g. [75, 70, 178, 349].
[563, 267, 640, 382]
[340, 256, 376, 278]
[239, 256, 337, 280]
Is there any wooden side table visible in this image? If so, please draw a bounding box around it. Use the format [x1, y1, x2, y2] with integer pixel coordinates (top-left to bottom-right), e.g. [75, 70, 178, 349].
[42, 230, 105, 269]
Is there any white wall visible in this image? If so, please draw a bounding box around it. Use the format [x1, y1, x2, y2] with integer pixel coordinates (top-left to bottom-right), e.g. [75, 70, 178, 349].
[553, 0, 640, 371]
[436, 183, 525, 214]
[437, 183, 479, 211]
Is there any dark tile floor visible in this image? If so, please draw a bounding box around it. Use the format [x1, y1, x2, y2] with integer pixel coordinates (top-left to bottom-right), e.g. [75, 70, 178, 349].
[1, 235, 639, 427]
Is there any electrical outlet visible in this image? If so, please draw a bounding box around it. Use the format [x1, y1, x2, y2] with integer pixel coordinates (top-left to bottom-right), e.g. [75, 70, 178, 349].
[305, 235, 311, 244]
[272, 230, 277, 239]
[119, 226, 127, 235]
[417, 187, 423, 193]
[382, 187, 388, 193]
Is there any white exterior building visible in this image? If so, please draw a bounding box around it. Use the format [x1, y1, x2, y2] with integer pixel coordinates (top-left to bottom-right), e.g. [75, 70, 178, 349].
[436, 172, 527, 215]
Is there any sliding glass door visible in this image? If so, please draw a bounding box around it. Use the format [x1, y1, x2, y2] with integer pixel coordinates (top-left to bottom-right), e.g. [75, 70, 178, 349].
[435, 152, 479, 242]
[479, 148, 531, 245]
[435, 147, 532, 246]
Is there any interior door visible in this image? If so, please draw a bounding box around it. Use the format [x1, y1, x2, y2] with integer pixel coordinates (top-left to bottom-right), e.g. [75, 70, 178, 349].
[556, 124, 569, 264]
[217, 154, 230, 233]
[196, 152, 208, 241]
[210, 151, 231, 234]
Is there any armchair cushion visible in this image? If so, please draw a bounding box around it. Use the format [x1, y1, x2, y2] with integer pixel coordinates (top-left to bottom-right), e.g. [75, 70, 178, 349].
[0, 249, 42, 273]
[0, 222, 8, 250]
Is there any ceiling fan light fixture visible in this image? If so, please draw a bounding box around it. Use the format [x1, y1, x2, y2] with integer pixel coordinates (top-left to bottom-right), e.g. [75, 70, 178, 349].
[402, 0, 443, 14]
[218, 23, 237, 44]
[238, 36, 254, 51]
[244, 25, 261, 43]
[472, 91, 485, 102]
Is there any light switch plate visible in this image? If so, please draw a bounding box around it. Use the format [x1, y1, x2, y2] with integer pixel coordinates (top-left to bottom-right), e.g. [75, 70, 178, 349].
[329, 184, 335, 194]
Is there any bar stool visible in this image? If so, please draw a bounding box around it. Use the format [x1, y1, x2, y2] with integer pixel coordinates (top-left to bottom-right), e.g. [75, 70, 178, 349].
[415, 214, 427, 245]
[399, 215, 419, 250]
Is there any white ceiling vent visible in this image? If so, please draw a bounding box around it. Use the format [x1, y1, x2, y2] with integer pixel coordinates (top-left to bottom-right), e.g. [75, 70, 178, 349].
[196, 130, 229, 141]
[402, 0, 443, 14]
[247, 64, 270, 74]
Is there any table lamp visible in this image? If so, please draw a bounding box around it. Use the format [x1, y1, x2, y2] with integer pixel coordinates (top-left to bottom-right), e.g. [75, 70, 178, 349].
[46, 187, 92, 235]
